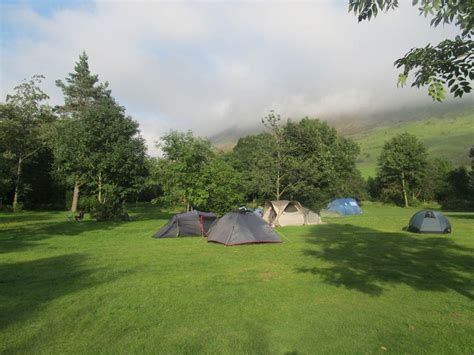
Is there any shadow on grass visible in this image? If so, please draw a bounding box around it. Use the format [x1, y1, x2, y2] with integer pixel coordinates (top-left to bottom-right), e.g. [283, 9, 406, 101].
[0, 253, 124, 332]
[297, 224, 474, 299]
[0, 205, 173, 254]
[445, 213, 474, 220]
[0, 212, 63, 224]
[0, 220, 129, 254]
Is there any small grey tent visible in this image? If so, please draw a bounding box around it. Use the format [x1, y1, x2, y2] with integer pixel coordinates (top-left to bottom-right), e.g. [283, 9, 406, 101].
[207, 210, 282, 246]
[407, 210, 451, 234]
[263, 200, 322, 227]
[154, 210, 217, 238]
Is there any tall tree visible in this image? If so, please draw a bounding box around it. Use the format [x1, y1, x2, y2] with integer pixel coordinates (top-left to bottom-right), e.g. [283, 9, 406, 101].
[0, 75, 52, 210]
[76, 95, 147, 212]
[349, 0, 473, 101]
[157, 131, 215, 211]
[231, 133, 277, 202]
[377, 133, 427, 207]
[262, 110, 290, 200]
[54, 52, 110, 212]
[283, 118, 361, 207]
[156, 131, 242, 213]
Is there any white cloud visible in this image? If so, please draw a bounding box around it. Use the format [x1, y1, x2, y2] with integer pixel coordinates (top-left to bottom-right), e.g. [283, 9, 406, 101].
[1, 1, 470, 155]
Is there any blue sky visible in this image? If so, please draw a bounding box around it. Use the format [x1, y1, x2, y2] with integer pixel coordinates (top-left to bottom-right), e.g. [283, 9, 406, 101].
[1, 0, 469, 154]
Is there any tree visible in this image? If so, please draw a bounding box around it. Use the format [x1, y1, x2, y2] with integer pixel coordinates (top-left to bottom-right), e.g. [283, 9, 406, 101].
[283, 118, 361, 208]
[238, 114, 362, 208]
[54, 52, 110, 212]
[261, 110, 290, 200]
[377, 133, 427, 207]
[197, 155, 243, 214]
[156, 131, 243, 213]
[157, 131, 215, 211]
[231, 133, 277, 202]
[418, 158, 452, 202]
[0, 75, 52, 210]
[55, 52, 110, 115]
[349, 0, 473, 101]
[71, 95, 147, 220]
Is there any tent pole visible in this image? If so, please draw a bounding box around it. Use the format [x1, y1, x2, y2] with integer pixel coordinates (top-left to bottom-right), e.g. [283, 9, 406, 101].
[277, 229, 291, 242]
[225, 226, 235, 246]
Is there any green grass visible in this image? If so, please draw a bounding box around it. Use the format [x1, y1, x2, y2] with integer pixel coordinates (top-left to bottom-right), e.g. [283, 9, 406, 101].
[1, 203, 473, 354]
[351, 112, 474, 178]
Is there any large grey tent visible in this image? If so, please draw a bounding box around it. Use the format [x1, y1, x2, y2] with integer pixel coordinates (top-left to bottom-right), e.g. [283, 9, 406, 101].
[407, 210, 451, 234]
[263, 200, 322, 227]
[207, 210, 282, 246]
[154, 210, 217, 238]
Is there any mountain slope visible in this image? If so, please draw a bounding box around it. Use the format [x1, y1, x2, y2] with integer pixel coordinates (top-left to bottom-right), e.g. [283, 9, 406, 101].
[351, 112, 474, 178]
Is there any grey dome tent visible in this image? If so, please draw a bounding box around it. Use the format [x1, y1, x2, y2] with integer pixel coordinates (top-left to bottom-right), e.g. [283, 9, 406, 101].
[154, 210, 217, 238]
[207, 210, 282, 246]
[263, 200, 322, 227]
[407, 210, 451, 234]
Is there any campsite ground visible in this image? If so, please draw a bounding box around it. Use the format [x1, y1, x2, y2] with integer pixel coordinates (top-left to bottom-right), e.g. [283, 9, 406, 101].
[1, 203, 473, 354]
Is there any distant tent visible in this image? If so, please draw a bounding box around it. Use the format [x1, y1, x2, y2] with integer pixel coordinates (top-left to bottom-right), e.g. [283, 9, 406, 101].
[263, 200, 322, 227]
[207, 210, 282, 246]
[154, 210, 217, 238]
[407, 210, 451, 234]
[326, 198, 361, 215]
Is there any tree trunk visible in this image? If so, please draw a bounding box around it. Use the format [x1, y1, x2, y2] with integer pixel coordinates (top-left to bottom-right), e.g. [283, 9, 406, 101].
[71, 181, 80, 212]
[13, 157, 22, 210]
[98, 173, 102, 203]
[401, 171, 409, 208]
[186, 201, 190, 212]
[276, 172, 281, 200]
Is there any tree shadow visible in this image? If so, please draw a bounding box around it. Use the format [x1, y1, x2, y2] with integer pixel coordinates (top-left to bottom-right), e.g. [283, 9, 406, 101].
[0, 253, 125, 332]
[1, 207, 174, 255]
[0, 219, 131, 254]
[296, 224, 474, 299]
[0, 212, 62, 224]
[444, 213, 474, 220]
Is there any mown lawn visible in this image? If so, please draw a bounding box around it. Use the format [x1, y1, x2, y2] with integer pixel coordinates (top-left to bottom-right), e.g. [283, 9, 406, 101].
[0, 203, 473, 354]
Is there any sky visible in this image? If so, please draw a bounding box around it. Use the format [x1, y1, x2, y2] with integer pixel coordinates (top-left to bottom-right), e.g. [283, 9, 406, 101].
[0, 0, 469, 155]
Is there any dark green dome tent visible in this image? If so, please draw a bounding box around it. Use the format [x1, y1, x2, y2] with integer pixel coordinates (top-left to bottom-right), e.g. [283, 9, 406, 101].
[407, 210, 451, 234]
[154, 211, 217, 238]
[207, 210, 282, 246]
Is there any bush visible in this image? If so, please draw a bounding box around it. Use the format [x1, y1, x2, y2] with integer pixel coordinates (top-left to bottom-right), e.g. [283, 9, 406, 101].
[89, 199, 130, 221]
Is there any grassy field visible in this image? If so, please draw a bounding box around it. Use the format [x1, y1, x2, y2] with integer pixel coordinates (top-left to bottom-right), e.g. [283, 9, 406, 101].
[351, 112, 474, 178]
[1, 203, 473, 354]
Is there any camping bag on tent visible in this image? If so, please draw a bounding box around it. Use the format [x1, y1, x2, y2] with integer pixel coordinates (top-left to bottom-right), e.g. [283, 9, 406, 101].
[407, 210, 451, 234]
[262, 200, 322, 227]
[207, 210, 282, 246]
[326, 198, 361, 215]
[154, 210, 218, 238]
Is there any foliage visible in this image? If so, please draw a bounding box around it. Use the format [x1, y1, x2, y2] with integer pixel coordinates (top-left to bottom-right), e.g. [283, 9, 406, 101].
[439, 166, 474, 210]
[231, 115, 362, 209]
[75, 96, 147, 219]
[197, 155, 243, 214]
[156, 131, 243, 213]
[377, 133, 428, 207]
[418, 158, 453, 202]
[55, 52, 110, 115]
[52, 53, 147, 219]
[0, 75, 54, 210]
[231, 133, 277, 202]
[349, 0, 473, 101]
[157, 131, 214, 210]
[53, 52, 113, 212]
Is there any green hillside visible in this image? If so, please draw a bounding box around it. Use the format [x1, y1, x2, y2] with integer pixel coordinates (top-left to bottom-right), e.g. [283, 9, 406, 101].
[351, 112, 474, 178]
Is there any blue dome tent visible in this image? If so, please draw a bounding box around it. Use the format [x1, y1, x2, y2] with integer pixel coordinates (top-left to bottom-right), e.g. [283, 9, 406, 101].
[327, 198, 361, 215]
